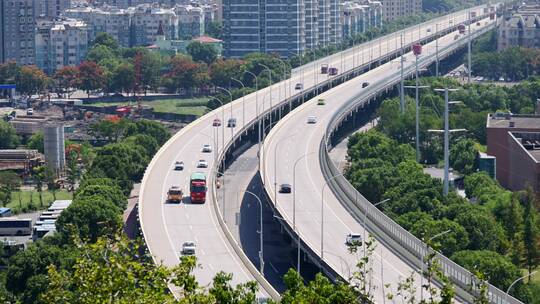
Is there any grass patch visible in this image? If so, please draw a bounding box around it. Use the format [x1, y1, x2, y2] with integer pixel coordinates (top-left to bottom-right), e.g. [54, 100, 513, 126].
[6, 190, 73, 213]
[91, 97, 210, 116]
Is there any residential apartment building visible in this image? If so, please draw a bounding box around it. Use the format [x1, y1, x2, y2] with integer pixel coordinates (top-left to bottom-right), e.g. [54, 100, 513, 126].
[381, 0, 421, 21]
[35, 0, 72, 18]
[223, 0, 305, 58]
[175, 5, 205, 38]
[36, 18, 88, 74]
[498, 4, 540, 50]
[130, 5, 177, 46]
[0, 0, 36, 65]
[64, 6, 132, 47]
[341, 0, 383, 38]
[224, 0, 382, 57]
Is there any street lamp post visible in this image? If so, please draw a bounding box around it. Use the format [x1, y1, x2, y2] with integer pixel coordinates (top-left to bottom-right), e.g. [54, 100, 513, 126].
[467, 11, 472, 84]
[274, 133, 297, 206]
[259, 64, 273, 126]
[230, 77, 246, 129]
[209, 97, 225, 161]
[274, 214, 301, 274]
[244, 71, 259, 153]
[240, 190, 265, 274]
[216, 86, 233, 121]
[399, 33, 405, 113]
[293, 152, 316, 230]
[506, 271, 538, 302]
[321, 173, 344, 260]
[421, 229, 451, 302]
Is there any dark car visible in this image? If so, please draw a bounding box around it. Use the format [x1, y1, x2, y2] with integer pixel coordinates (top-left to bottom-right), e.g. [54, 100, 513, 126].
[227, 118, 237, 128]
[279, 184, 292, 193]
[362, 82, 369, 88]
[295, 83, 303, 90]
[213, 118, 221, 127]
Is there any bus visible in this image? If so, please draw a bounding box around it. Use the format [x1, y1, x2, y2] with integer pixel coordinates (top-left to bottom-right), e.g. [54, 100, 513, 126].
[0, 218, 32, 236]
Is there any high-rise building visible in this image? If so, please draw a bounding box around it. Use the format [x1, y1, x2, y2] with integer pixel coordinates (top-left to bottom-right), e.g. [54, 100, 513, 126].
[175, 5, 205, 39]
[498, 4, 540, 50]
[0, 0, 36, 65]
[380, 0, 421, 21]
[130, 5, 177, 46]
[35, 0, 72, 18]
[223, 0, 305, 58]
[35, 18, 88, 74]
[64, 6, 132, 47]
[224, 0, 382, 57]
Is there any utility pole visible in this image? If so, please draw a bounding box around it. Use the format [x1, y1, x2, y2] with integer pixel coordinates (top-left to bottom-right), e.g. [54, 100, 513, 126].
[429, 88, 465, 196]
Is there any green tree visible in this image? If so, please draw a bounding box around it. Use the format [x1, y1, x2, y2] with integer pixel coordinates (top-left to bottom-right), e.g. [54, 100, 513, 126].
[209, 59, 245, 88]
[27, 131, 44, 153]
[76, 184, 126, 210]
[44, 166, 58, 201]
[411, 218, 469, 256]
[15, 65, 50, 96]
[451, 250, 521, 290]
[65, 151, 80, 193]
[187, 41, 218, 64]
[88, 118, 131, 143]
[5, 239, 78, 303]
[522, 187, 540, 280]
[77, 61, 105, 95]
[53, 66, 80, 96]
[163, 55, 203, 93]
[123, 134, 159, 158]
[56, 195, 122, 243]
[0, 171, 20, 207]
[0, 120, 20, 149]
[110, 62, 135, 93]
[91, 32, 119, 50]
[280, 269, 357, 303]
[455, 208, 507, 252]
[125, 119, 171, 145]
[450, 138, 478, 175]
[32, 166, 45, 208]
[90, 142, 149, 182]
[205, 21, 223, 39]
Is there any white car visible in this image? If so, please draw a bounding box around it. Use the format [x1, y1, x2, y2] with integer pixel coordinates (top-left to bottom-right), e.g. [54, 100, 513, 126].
[197, 159, 208, 168]
[307, 116, 317, 124]
[346, 233, 362, 245]
[202, 144, 212, 153]
[174, 161, 184, 171]
[181, 241, 196, 255]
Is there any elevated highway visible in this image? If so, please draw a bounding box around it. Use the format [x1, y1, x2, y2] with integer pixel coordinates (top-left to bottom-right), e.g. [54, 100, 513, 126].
[138, 5, 495, 300]
[262, 12, 522, 304]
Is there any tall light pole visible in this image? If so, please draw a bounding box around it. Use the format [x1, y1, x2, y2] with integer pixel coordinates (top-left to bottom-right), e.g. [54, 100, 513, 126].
[321, 172, 343, 260]
[209, 97, 225, 161]
[429, 88, 465, 196]
[421, 229, 451, 303]
[274, 214, 301, 275]
[216, 86, 233, 121]
[404, 51, 429, 163]
[363, 198, 390, 256]
[259, 64, 273, 125]
[240, 190, 265, 274]
[506, 271, 537, 303]
[244, 71, 259, 152]
[274, 133, 297, 206]
[230, 78, 245, 129]
[293, 152, 316, 232]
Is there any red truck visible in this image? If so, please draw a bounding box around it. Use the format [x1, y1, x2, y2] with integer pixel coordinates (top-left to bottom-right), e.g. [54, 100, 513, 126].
[190, 172, 207, 204]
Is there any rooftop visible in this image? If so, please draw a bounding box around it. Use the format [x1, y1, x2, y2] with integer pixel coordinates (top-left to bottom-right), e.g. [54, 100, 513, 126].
[193, 35, 222, 43]
[509, 132, 540, 162]
[486, 113, 540, 129]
